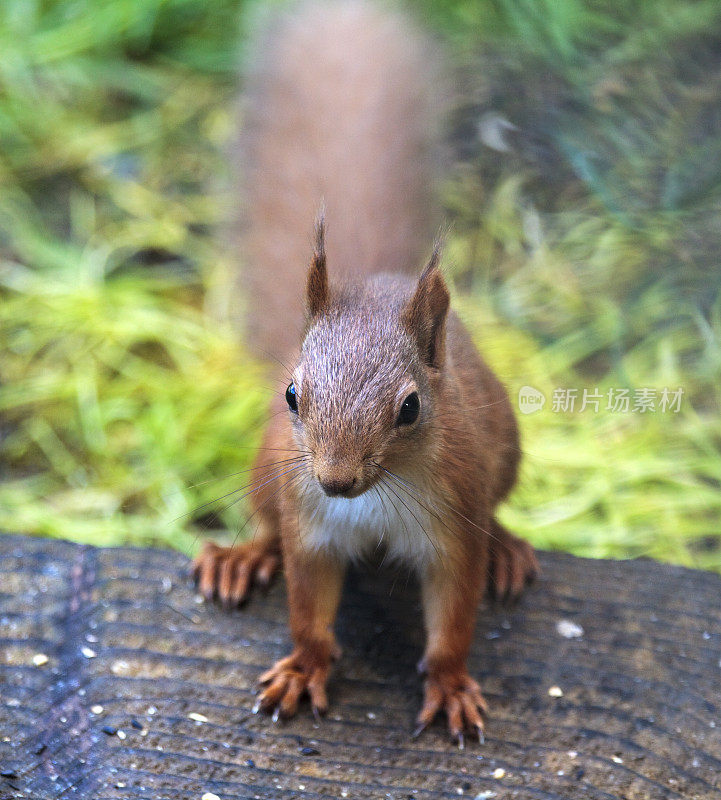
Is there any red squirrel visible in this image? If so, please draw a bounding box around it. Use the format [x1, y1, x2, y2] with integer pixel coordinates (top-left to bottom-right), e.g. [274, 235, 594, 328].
[193, 0, 538, 745]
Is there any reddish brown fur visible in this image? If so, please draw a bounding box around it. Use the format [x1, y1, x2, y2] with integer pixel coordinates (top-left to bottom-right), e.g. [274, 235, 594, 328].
[194, 226, 538, 740]
[305, 217, 329, 319]
[194, 0, 538, 744]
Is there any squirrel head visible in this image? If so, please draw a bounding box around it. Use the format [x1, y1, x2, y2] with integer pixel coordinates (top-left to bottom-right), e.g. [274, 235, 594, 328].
[286, 218, 449, 499]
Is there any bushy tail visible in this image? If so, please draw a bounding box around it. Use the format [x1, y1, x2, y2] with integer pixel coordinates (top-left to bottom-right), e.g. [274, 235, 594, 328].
[232, 0, 444, 359]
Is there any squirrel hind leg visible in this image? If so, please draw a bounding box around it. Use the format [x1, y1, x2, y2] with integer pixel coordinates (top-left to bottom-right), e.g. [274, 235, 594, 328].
[192, 524, 281, 609]
[485, 519, 539, 604]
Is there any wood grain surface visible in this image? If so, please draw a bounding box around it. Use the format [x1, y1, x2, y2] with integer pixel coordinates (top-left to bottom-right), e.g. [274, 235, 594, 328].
[0, 534, 719, 799]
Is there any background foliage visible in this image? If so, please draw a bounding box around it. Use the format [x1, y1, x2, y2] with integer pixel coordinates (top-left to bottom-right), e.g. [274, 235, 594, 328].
[1, 0, 719, 568]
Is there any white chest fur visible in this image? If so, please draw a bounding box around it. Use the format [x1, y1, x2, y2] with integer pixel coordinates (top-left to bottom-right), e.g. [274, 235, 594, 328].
[300, 477, 443, 571]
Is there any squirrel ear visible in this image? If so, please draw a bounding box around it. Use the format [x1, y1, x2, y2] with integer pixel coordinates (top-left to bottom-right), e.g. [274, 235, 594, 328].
[305, 213, 329, 318]
[403, 239, 450, 370]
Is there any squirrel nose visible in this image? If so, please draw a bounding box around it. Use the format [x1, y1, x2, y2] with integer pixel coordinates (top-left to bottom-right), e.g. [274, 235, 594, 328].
[318, 476, 357, 497]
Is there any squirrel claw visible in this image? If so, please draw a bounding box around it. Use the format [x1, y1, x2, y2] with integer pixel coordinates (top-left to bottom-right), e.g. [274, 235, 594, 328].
[411, 722, 428, 740]
[253, 649, 332, 723]
[487, 521, 539, 603]
[191, 540, 281, 609]
[418, 671, 489, 747]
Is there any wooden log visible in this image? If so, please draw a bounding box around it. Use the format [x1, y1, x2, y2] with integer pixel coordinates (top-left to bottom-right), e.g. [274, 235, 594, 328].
[0, 533, 719, 799]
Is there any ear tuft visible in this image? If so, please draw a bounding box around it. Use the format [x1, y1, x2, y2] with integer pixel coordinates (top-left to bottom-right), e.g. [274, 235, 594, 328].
[403, 237, 450, 369]
[306, 212, 329, 318]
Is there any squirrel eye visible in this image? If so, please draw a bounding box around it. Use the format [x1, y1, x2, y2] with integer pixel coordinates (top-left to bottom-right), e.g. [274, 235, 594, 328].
[397, 391, 420, 426]
[285, 382, 298, 413]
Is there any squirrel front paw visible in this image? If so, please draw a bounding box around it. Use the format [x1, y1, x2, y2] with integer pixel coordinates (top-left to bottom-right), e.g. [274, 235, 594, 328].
[253, 644, 337, 720]
[414, 670, 488, 748]
[487, 521, 539, 602]
[192, 540, 280, 608]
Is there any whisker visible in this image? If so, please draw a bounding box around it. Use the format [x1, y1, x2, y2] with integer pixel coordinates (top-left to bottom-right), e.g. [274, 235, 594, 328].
[373, 480, 411, 573]
[256, 347, 296, 384]
[376, 473, 464, 582]
[371, 485, 388, 557]
[181, 458, 308, 525]
[205, 463, 308, 531]
[183, 455, 309, 491]
[230, 467, 308, 550]
[378, 475, 445, 567]
[373, 463, 448, 528]
[374, 479, 429, 596]
[375, 478, 412, 559]
[378, 464, 502, 547]
[219, 406, 294, 449]
[226, 445, 311, 454]
[378, 467, 525, 588]
[295, 475, 311, 556]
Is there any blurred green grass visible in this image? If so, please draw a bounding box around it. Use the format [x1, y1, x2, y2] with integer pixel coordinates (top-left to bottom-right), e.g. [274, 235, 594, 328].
[0, 0, 719, 568]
